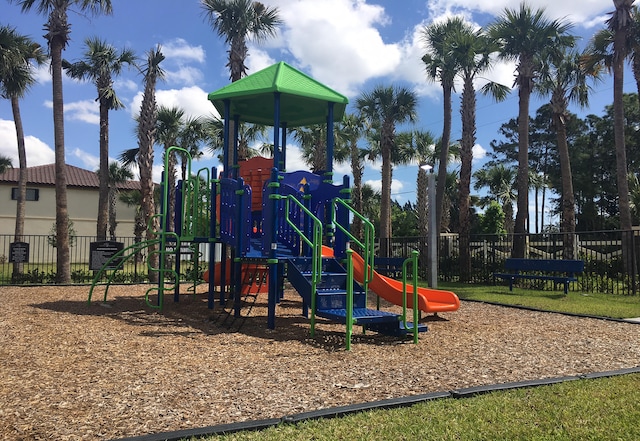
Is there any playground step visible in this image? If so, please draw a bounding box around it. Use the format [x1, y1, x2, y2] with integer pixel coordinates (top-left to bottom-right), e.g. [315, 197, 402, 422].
[317, 307, 401, 324]
[367, 320, 428, 337]
[315, 288, 365, 310]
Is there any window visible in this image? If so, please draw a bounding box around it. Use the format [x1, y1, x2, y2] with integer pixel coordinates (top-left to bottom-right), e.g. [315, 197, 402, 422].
[11, 188, 39, 201]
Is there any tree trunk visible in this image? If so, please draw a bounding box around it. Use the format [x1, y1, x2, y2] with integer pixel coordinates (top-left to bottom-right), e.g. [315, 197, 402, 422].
[379, 122, 393, 258]
[51, 34, 71, 283]
[513, 77, 531, 258]
[436, 84, 452, 235]
[459, 77, 476, 282]
[613, 21, 633, 271]
[11, 95, 26, 280]
[97, 98, 109, 240]
[553, 106, 576, 259]
[416, 165, 428, 277]
[350, 140, 364, 243]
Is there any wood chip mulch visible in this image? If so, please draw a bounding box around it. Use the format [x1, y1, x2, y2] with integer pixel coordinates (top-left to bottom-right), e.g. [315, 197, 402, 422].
[0, 284, 638, 440]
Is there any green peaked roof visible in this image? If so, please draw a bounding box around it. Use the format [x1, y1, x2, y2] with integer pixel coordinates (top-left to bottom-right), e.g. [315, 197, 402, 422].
[208, 61, 349, 127]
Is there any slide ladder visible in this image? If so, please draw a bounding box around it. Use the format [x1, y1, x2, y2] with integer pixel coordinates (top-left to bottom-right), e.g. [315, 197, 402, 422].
[285, 198, 426, 349]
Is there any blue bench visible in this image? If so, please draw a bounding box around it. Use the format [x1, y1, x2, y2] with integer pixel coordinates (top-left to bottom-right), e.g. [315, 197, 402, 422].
[494, 258, 584, 294]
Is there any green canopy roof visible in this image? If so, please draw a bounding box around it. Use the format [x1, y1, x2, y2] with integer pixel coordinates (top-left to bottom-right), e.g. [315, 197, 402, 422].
[207, 61, 349, 127]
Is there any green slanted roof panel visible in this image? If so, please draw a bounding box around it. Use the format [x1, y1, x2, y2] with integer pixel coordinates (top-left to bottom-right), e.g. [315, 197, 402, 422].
[208, 61, 349, 127]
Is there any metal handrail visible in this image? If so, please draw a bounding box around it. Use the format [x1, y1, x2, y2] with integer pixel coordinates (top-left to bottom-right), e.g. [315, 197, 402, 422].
[331, 198, 375, 294]
[284, 195, 323, 336]
[401, 250, 420, 344]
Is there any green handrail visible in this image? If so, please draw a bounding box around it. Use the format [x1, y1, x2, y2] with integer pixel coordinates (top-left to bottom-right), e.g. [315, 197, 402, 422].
[345, 248, 354, 350]
[401, 250, 420, 344]
[284, 195, 323, 337]
[331, 198, 375, 294]
[87, 238, 162, 304]
[145, 230, 180, 310]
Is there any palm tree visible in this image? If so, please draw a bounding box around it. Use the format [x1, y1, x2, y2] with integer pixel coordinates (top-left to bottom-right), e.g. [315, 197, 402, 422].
[106, 161, 133, 240]
[356, 85, 417, 257]
[421, 18, 462, 235]
[0, 156, 12, 173]
[136, 46, 165, 283]
[611, 0, 635, 240]
[398, 130, 437, 276]
[156, 105, 186, 232]
[12, 0, 114, 283]
[335, 114, 365, 242]
[176, 115, 207, 180]
[201, 0, 281, 172]
[445, 20, 509, 281]
[63, 37, 136, 241]
[488, 2, 574, 258]
[474, 164, 517, 236]
[538, 50, 600, 258]
[118, 189, 145, 263]
[201, 0, 282, 82]
[0, 26, 46, 281]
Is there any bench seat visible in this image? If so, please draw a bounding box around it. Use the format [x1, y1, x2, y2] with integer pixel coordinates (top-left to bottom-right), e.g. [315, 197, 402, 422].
[494, 258, 584, 294]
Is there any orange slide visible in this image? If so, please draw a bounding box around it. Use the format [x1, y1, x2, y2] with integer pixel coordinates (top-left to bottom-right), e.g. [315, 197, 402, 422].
[350, 251, 460, 314]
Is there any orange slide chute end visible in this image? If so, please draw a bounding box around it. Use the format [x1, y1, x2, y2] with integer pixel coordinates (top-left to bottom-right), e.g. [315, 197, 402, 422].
[350, 251, 460, 314]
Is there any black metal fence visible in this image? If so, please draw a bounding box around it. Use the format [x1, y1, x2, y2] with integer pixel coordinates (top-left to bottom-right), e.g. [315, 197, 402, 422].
[1, 231, 639, 295]
[0, 235, 149, 284]
[384, 230, 640, 296]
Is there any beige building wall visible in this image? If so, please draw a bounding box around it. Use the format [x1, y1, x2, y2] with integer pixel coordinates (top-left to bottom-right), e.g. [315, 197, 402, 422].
[0, 183, 138, 238]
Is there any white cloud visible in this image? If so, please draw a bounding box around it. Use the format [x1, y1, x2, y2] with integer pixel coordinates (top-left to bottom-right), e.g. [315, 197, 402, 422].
[34, 61, 51, 85]
[0, 119, 55, 166]
[270, 0, 401, 96]
[161, 38, 206, 87]
[365, 178, 404, 196]
[70, 148, 99, 171]
[425, 0, 612, 28]
[164, 66, 205, 86]
[162, 38, 205, 64]
[245, 46, 277, 76]
[115, 78, 138, 93]
[472, 143, 487, 162]
[131, 85, 217, 120]
[44, 99, 100, 125]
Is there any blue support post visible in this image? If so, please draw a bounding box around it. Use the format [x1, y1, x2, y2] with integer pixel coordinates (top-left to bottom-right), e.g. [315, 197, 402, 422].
[223, 100, 231, 177]
[268, 93, 281, 330]
[325, 102, 334, 181]
[334, 175, 351, 258]
[233, 114, 240, 179]
[234, 178, 245, 318]
[281, 122, 287, 171]
[267, 167, 280, 329]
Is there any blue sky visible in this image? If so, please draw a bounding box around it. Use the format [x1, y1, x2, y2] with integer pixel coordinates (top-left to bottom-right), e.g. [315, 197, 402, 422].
[0, 0, 634, 226]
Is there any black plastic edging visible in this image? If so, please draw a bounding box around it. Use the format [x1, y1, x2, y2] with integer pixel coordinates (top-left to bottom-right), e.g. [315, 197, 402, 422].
[580, 366, 640, 379]
[281, 391, 452, 424]
[114, 417, 281, 441]
[450, 375, 581, 398]
[113, 367, 640, 441]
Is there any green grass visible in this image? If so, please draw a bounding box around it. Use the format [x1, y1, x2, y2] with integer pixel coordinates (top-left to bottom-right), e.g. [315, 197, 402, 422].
[438, 282, 640, 319]
[187, 374, 640, 441]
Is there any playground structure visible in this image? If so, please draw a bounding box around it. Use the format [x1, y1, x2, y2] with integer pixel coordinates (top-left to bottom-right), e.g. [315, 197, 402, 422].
[89, 62, 459, 348]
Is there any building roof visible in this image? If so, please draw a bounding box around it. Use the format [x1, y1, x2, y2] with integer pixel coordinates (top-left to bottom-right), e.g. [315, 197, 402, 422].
[0, 164, 141, 190]
[208, 61, 349, 127]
